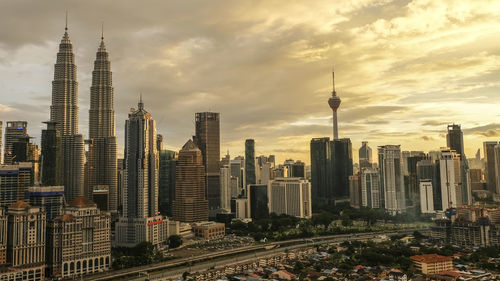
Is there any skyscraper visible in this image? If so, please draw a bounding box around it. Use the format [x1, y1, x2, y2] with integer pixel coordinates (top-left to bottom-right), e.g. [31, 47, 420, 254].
[87, 33, 118, 212]
[245, 139, 256, 186]
[41, 121, 62, 186]
[220, 164, 231, 212]
[328, 71, 341, 140]
[194, 112, 220, 211]
[331, 138, 353, 201]
[484, 141, 498, 195]
[268, 178, 312, 218]
[439, 148, 460, 210]
[123, 99, 158, 218]
[116, 99, 166, 247]
[50, 25, 84, 202]
[378, 145, 406, 214]
[0, 121, 2, 164]
[0, 162, 33, 208]
[360, 168, 381, 208]
[158, 149, 177, 216]
[446, 124, 471, 205]
[359, 141, 372, 169]
[248, 184, 268, 219]
[3, 121, 28, 165]
[494, 144, 500, 195]
[173, 140, 208, 222]
[310, 137, 331, 206]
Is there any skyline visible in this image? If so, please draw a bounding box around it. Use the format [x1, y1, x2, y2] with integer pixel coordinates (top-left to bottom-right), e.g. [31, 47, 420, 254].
[1, 1, 500, 164]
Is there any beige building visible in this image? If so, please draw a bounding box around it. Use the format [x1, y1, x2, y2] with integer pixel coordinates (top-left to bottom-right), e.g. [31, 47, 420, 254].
[268, 178, 312, 218]
[115, 216, 168, 248]
[47, 196, 111, 278]
[192, 222, 225, 239]
[411, 254, 453, 275]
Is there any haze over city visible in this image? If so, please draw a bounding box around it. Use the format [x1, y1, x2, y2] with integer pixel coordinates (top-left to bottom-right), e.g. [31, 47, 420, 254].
[1, 0, 500, 164]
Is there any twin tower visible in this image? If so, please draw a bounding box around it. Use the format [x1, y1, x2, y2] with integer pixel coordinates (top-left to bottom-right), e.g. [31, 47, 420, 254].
[49, 24, 117, 211]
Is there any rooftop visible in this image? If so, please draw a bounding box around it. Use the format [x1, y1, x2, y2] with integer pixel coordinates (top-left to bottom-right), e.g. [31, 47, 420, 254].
[68, 196, 97, 208]
[411, 254, 452, 264]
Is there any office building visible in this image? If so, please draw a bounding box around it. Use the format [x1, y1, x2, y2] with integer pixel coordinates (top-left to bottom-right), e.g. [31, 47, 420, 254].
[484, 141, 498, 194]
[87, 34, 118, 212]
[245, 139, 256, 185]
[360, 168, 381, 208]
[6, 201, 46, 278]
[192, 222, 225, 239]
[378, 145, 406, 214]
[0, 163, 33, 208]
[194, 112, 220, 211]
[231, 197, 249, 219]
[172, 140, 208, 222]
[220, 164, 231, 212]
[25, 186, 64, 220]
[230, 157, 245, 192]
[268, 178, 312, 218]
[419, 180, 434, 214]
[349, 173, 362, 208]
[3, 121, 28, 165]
[417, 159, 441, 211]
[248, 184, 268, 219]
[331, 138, 353, 201]
[115, 99, 165, 247]
[50, 26, 85, 202]
[284, 160, 305, 178]
[359, 141, 372, 169]
[439, 148, 460, 210]
[447, 124, 471, 205]
[310, 137, 331, 206]
[159, 150, 177, 216]
[47, 196, 111, 278]
[41, 121, 62, 186]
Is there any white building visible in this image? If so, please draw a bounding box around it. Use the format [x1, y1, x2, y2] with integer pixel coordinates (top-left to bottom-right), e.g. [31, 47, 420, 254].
[220, 165, 231, 211]
[360, 168, 381, 208]
[233, 198, 249, 219]
[439, 148, 460, 210]
[419, 180, 434, 213]
[268, 178, 312, 218]
[378, 145, 406, 214]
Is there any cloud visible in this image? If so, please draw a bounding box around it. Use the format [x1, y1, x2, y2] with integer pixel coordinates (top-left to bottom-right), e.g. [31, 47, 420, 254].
[421, 136, 435, 141]
[473, 129, 500, 137]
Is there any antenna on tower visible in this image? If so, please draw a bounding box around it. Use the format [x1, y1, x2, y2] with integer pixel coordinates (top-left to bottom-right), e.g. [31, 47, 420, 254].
[101, 22, 104, 40]
[65, 10, 68, 31]
[332, 65, 335, 93]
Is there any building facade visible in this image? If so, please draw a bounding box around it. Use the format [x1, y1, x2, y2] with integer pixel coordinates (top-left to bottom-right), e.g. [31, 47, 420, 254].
[172, 140, 209, 222]
[41, 121, 62, 186]
[194, 112, 221, 211]
[248, 184, 269, 220]
[268, 178, 312, 218]
[484, 141, 498, 195]
[360, 168, 381, 208]
[3, 121, 28, 165]
[87, 35, 117, 212]
[47, 196, 111, 278]
[245, 139, 256, 186]
[159, 150, 177, 216]
[378, 145, 406, 214]
[0, 163, 33, 208]
[25, 186, 64, 220]
[50, 27, 85, 202]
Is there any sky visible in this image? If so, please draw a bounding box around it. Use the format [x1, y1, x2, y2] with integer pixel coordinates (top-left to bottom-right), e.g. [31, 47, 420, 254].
[1, 0, 500, 165]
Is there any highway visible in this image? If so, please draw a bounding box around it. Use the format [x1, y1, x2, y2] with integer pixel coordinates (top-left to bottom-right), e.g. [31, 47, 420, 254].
[83, 228, 428, 281]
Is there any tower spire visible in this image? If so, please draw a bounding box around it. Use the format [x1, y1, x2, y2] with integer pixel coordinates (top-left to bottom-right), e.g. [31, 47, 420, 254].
[332, 66, 336, 94]
[65, 10, 68, 32]
[138, 93, 144, 110]
[101, 22, 104, 40]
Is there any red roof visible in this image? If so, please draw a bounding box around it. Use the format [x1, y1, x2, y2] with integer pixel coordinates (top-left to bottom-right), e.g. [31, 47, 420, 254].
[411, 254, 452, 263]
[68, 196, 97, 208]
[9, 200, 31, 209]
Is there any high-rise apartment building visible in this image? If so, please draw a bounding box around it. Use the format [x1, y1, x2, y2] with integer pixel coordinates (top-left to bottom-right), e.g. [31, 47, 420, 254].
[484, 141, 498, 194]
[359, 141, 372, 169]
[268, 178, 312, 218]
[172, 140, 208, 222]
[50, 26, 85, 202]
[87, 35, 118, 212]
[417, 159, 441, 210]
[439, 148, 461, 210]
[245, 139, 256, 186]
[194, 112, 220, 211]
[220, 164, 231, 212]
[0, 162, 33, 208]
[349, 173, 362, 208]
[360, 168, 381, 208]
[420, 180, 434, 214]
[159, 150, 177, 216]
[47, 196, 111, 278]
[41, 121, 62, 186]
[447, 124, 471, 205]
[116, 99, 165, 247]
[3, 121, 28, 165]
[378, 145, 406, 214]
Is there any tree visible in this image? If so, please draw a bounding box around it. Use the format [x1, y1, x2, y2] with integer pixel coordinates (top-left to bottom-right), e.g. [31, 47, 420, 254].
[168, 235, 183, 249]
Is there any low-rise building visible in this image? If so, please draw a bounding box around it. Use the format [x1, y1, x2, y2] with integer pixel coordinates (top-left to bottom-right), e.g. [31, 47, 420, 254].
[192, 221, 225, 239]
[410, 254, 453, 275]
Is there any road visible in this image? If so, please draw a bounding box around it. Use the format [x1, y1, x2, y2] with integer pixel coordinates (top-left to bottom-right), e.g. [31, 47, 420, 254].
[83, 228, 428, 281]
